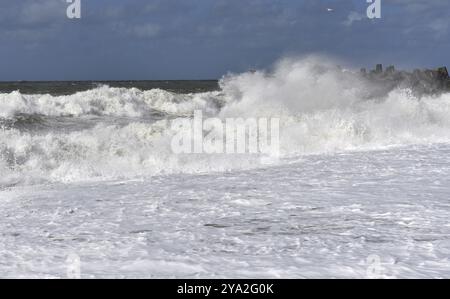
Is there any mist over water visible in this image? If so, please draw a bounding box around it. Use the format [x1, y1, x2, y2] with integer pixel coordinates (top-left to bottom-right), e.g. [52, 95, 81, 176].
[1, 57, 450, 187]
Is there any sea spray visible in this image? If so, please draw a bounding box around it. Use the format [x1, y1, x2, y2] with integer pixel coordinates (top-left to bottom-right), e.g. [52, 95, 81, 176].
[1, 56, 450, 186]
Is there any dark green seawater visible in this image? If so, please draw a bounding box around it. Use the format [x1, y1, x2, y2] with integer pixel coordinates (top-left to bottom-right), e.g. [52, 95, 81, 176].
[0, 80, 219, 96]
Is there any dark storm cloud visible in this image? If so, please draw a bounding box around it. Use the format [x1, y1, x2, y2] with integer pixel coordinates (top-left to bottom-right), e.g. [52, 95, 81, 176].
[0, 0, 449, 80]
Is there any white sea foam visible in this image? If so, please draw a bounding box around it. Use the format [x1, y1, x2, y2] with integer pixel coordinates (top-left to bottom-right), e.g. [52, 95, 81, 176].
[1, 57, 450, 185]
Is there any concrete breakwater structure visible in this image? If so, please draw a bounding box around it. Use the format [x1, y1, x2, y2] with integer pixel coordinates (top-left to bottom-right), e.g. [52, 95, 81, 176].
[360, 64, 450, 95]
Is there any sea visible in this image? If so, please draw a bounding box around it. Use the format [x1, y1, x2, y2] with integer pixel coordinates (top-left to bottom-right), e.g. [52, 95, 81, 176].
[1, 57, 450, 278]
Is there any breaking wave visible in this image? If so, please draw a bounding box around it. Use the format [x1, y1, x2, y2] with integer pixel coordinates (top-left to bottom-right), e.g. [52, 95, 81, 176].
[2, 56, 450, 186]
[0, 86, 223, 120]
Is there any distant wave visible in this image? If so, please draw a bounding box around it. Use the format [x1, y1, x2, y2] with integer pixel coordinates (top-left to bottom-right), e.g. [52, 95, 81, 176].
[1, 56, 450, 186]
[0, 86, 224, 119]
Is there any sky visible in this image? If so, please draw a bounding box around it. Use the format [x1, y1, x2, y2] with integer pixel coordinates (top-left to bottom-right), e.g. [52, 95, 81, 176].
[0, 0, 449, 80]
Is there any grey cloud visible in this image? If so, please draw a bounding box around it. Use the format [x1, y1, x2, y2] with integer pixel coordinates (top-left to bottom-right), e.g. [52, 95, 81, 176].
[0, 0, 449, 80]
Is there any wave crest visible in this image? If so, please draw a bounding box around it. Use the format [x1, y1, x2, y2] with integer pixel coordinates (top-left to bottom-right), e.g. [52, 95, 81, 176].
[0, 86, 223, 119]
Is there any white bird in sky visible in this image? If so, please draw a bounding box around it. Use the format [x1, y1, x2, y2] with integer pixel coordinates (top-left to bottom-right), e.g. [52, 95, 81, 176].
[327, 8, 334, 12]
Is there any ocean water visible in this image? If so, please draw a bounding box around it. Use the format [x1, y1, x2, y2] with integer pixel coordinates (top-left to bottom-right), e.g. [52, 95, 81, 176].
[1, 57, 450, 278]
